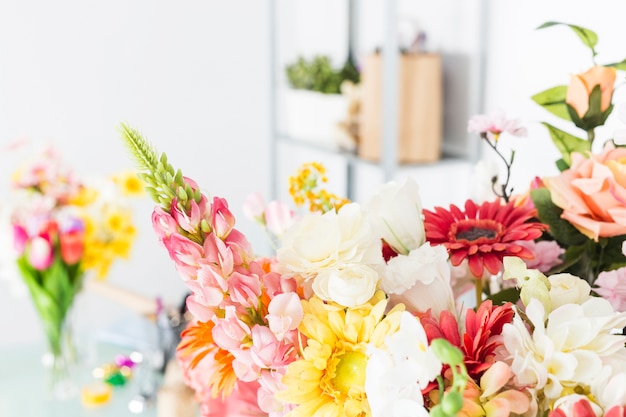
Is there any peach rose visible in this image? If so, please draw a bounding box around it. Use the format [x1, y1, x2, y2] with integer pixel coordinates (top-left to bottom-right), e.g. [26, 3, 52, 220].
[543, 142, 626, 241]
[565, 66, 616, 119]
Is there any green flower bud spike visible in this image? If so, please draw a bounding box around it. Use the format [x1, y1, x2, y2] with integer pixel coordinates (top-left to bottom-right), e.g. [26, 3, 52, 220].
[119, 122, 191, 214]
[430, 338, 469, 417]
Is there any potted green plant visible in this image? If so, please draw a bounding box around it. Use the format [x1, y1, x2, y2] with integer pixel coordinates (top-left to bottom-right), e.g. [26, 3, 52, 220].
[281, 55, 360, 149]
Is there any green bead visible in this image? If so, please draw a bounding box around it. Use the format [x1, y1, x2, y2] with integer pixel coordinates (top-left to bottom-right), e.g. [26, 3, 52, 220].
[105, 371, 127, 386]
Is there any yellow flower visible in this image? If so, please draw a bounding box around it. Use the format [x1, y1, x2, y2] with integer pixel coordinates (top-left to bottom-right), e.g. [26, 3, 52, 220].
[112, 171, 145, 197]
[276, 291, 403, 417]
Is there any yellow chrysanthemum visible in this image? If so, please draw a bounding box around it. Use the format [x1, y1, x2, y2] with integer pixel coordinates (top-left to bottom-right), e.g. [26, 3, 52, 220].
[276, 291, 403, 417]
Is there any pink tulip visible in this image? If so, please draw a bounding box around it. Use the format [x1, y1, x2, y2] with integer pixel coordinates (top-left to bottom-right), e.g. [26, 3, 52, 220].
[12, 225, 28, 255]
[28, 235, 54, 270]
[59, 229, 84, 265]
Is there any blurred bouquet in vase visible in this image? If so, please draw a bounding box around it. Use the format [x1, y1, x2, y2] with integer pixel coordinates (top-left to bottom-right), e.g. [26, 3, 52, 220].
[1, 143, 143, 400]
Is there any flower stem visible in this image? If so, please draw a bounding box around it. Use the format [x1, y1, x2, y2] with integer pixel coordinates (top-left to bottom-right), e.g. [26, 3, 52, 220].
[475, 277, 483, 308]
[587, 129, 595, 148]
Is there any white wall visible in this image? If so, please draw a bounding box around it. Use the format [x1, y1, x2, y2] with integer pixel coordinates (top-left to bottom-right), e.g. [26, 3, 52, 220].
[482, 0, 626, 194]
[0, 1, 271, 347]
[2, 1, 626, 350]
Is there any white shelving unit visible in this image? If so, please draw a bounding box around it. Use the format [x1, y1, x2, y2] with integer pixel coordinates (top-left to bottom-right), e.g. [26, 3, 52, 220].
[268, 0, 488, 206]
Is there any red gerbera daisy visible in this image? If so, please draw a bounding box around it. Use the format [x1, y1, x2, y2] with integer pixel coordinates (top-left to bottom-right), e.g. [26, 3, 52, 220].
[423, 198, 548, 278]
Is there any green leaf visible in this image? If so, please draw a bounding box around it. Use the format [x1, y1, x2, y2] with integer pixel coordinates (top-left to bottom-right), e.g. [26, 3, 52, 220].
[488, 287, 520, 306]
[531, 85, 571, 121]
[540, 122, 590, 167]
[606, 58, 626, 71]
[536, 21, 598, 55]
[530, 188, 588, 247]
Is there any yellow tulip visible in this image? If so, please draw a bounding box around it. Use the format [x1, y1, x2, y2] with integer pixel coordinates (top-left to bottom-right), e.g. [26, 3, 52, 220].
[565, 65, 616, 118]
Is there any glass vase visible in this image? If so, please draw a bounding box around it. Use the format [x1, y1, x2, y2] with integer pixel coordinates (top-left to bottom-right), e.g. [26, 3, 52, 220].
[40, 302, 80, 401]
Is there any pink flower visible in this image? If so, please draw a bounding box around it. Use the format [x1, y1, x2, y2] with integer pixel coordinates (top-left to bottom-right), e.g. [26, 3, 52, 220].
[242, 192, 266, 222]
[266, 292, 303, 340]
[264, 201, 296, 237]
[543, 142, 626, 241]
[166, 233, 204, 279]
[549, 396, 601, 417]
[12, 225, 28, 255]
[594, 267, 626, 311]
[517, 240, 565, 273]
[467, 110, 527, 141]
[606, 406, 626, 417]
[199, 380, 262, 417]
[212, 197, 236, 239]
[152, 207, 178, 240]
[212, 306, 251, 351]
[171, 194, 208, 234]
[227, 271, 263, 309]
[257, 369, 294, 416]
[28, 235, 54, 270]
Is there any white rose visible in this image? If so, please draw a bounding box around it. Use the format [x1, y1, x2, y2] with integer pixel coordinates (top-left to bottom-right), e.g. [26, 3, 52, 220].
[276, 203, 383, 278]
[364, 177, 424, 255]
[312, 264, 379, 307]
[382, 243, 456, 317]
[548, 273, 591, 309]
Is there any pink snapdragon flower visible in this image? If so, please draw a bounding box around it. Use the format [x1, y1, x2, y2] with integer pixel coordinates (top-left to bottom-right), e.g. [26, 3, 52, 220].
[266, 292, 304, 340]
[170, 194, 208, 234]
[467, 110, 528, 141]
[212, 306, 251, 351]
[594, 267, 626, 312]
[212, 197, 236, 239]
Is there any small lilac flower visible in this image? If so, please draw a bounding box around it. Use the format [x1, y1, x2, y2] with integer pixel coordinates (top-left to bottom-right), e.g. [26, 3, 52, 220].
[468, 110, 527, 141]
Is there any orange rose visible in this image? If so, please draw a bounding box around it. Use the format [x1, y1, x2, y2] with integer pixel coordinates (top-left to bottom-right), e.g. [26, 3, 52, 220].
[543, 142, 626, 241]
[565, 65, 616, 119]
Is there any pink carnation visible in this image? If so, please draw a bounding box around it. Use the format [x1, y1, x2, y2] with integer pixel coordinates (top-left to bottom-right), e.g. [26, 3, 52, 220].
[517, 240, 565, 273]
[594, 267, 626, 312]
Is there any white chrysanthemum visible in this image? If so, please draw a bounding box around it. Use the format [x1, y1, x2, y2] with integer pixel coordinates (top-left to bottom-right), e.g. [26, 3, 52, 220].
[365, 312, 440, 417]
[502, 297, 626, 412]
[276, 202, 383, 279]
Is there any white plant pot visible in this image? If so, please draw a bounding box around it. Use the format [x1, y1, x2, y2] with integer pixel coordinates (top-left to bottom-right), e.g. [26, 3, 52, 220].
[280, 89, 349, 148]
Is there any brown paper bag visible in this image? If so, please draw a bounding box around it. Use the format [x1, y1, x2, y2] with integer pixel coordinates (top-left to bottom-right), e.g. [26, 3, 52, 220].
[359, 52, 443, 164]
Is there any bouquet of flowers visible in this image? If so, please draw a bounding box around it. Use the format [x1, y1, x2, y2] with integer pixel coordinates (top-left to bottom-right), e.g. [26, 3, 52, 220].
[121, 92, 626, 417]
[1, 143, 143, 397]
